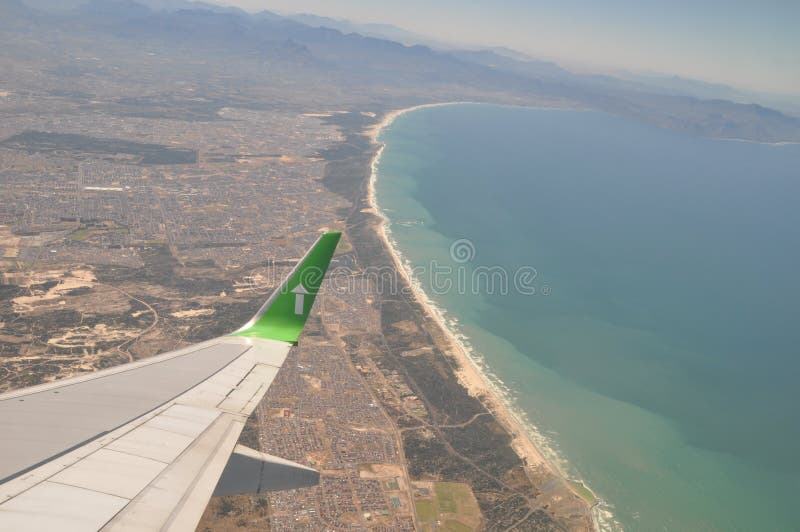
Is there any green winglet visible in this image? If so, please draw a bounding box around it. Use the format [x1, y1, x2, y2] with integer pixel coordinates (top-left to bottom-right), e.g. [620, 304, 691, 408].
[233, 232, 341, 344]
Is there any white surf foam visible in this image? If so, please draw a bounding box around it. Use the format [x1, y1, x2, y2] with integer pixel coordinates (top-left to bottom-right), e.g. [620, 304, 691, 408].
[368, 105, 624, 531]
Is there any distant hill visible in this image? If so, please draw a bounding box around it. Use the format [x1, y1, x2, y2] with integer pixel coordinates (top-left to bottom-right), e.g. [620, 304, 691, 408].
[285, 13, 449, 47]
[264, 11, 800, 117]
[450, 49, 570, 80]
[3, 0, 799, 142]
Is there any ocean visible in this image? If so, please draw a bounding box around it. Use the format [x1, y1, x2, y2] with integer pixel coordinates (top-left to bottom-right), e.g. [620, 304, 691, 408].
[373, 103, 800, 531]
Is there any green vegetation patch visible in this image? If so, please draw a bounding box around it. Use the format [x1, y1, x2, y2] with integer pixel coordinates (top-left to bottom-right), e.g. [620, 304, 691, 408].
[444, 519, 472, 532]
[67, 228, 92, 241]
[415, 482, 482, 531]
[568, 479, 597, 506]
[414, 499, 437, 522]
[434, 483, 475, 514]
[1, 131, 198, 165]
[436, 483, 458, 513]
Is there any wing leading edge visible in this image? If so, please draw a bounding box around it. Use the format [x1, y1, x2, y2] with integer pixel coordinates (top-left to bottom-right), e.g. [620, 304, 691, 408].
[0, 232, 341, 531]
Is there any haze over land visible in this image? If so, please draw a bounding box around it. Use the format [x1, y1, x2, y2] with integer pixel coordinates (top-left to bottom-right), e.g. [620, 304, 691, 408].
[5, 0, 800, 140]
[215, 0, 800, 99]
[0, 0, 798, 530]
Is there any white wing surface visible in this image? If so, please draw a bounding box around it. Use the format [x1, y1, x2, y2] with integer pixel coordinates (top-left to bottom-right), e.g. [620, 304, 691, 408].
[0, 232, 341, 531]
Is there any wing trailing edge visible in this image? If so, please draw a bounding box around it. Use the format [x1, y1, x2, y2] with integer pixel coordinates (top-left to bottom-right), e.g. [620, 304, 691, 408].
[213, 445, 320, 496]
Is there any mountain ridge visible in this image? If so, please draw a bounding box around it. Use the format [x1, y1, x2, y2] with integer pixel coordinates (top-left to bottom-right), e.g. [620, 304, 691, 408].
[2, 0, 799, 141]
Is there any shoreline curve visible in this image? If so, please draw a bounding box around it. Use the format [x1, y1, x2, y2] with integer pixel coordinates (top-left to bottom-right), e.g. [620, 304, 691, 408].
[364, 102, 609, 531]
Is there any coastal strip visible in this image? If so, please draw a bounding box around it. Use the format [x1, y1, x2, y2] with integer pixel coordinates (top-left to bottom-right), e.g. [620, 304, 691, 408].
[366, 103, 552, 469]
[364, 104, 605, 529]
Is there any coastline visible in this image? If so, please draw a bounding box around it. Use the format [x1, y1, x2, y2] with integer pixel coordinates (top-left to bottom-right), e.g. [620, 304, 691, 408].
[364, 103, 601, 528]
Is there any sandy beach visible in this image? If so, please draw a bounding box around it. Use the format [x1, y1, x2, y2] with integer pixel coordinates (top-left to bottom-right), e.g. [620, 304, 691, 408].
[365, 103, 590, 501]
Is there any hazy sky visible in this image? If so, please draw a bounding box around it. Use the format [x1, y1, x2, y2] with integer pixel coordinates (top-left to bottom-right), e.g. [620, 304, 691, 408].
[211, 0, 799, 96]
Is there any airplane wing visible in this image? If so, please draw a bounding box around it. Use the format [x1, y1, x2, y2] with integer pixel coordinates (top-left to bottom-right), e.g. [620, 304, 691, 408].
[0, 232, 341, 531]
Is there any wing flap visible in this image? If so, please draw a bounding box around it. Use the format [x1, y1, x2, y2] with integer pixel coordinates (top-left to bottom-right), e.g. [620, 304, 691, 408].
[217, 364, 279, 413]
[214, 444, 320, 496]
[0, 481, 128, 532]
[101, 413, 244, 531]
[50, 449, 167, 499]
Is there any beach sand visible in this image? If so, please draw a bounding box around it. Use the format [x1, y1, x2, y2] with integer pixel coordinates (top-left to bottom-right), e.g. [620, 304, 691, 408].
[365, 104, 594, 508]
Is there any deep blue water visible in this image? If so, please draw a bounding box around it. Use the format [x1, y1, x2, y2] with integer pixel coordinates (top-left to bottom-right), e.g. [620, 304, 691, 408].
[375, 104, 800, 530]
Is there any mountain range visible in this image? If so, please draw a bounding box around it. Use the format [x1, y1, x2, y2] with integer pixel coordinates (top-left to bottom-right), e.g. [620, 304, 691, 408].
[2, 0, 799, 142]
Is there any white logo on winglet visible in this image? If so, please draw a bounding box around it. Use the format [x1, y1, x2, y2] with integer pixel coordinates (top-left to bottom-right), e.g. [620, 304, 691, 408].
[292, 284, 310, 315]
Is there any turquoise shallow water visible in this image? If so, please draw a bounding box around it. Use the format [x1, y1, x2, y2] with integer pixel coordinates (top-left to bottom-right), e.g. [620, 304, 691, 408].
[374, 104, 800, 531]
